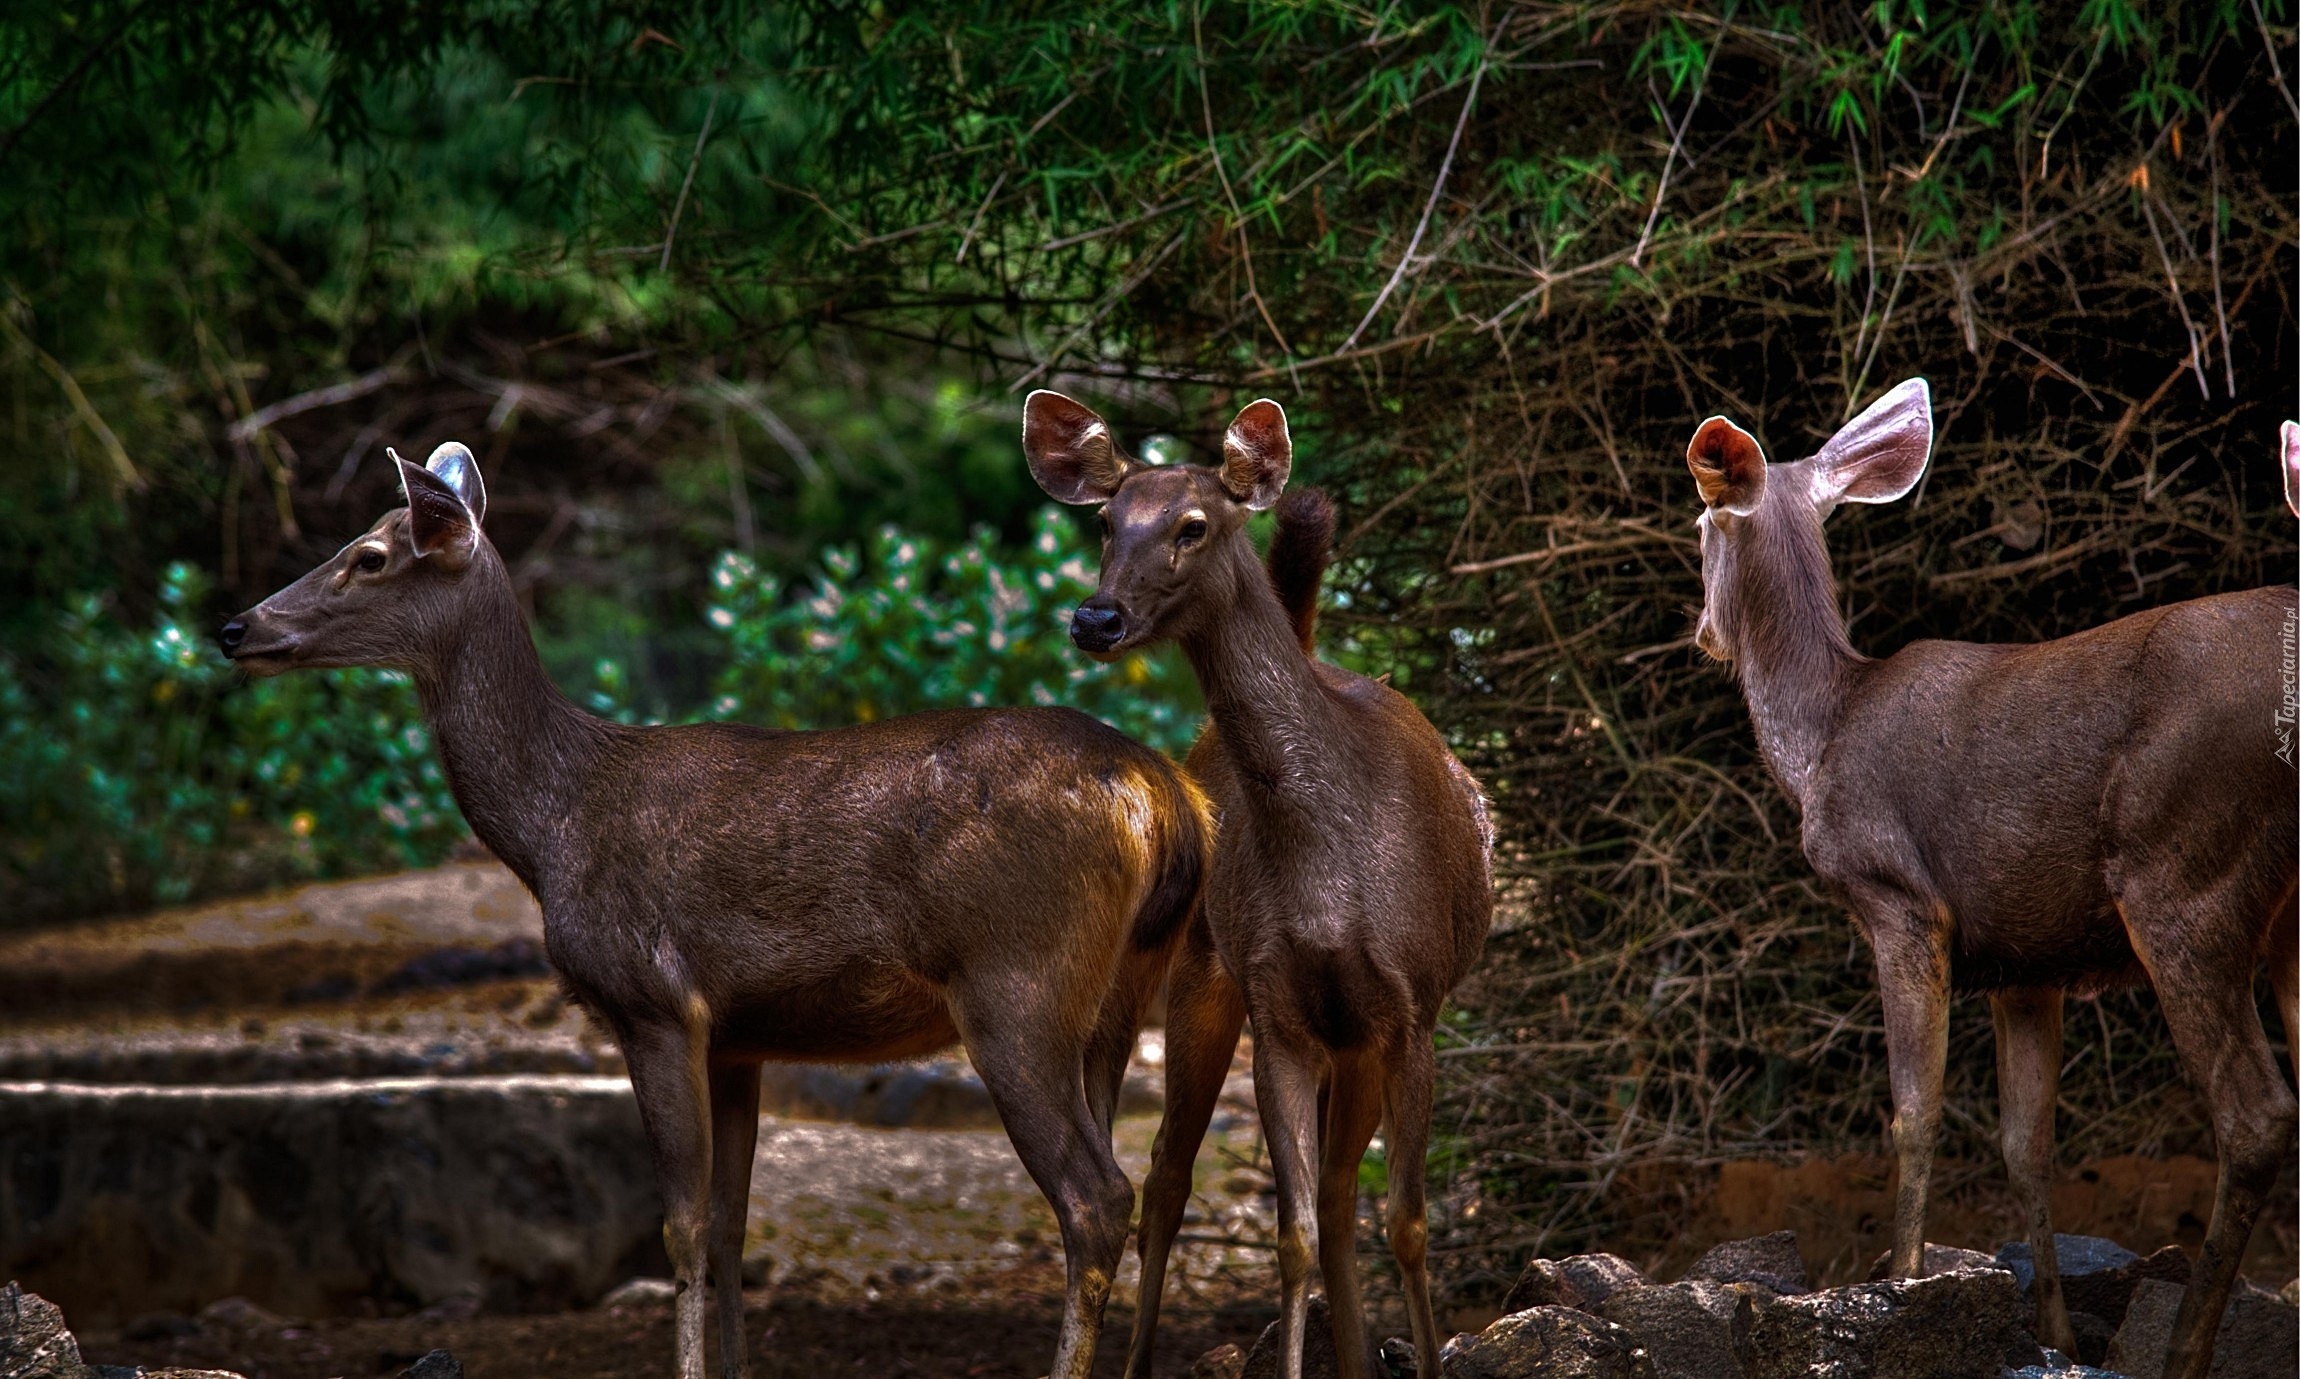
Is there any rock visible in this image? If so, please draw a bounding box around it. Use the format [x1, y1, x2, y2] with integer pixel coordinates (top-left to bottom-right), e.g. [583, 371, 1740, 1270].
[1684, 1232, 1811, 1296]
[2001, 1366, 2131, 1378]
[1503, 1254, 1650, 1314]
[1440, 1306, 1658, 1379]
[1598, 1279, 1759, 1379]
[1242, 1297, 1372, 1379]
[1377, 1336, 1419, 1376]
[2104, 1278, 2298, 1379]
[396, 1351, 462, 1379]
[1, 1281, 85, 1379]
[2067, 1311, 2119, 1367]
[1745, 1266, 2046, 1379]
[1866, 1243, 2003, 1280]
[599, 1277, 677, 1309]
[1994, 1236, 2191, 1328]
[1190, 1343, 1247, 1379]
[0, 1076, 661, 1326]
[191, 1298, 292, 1334]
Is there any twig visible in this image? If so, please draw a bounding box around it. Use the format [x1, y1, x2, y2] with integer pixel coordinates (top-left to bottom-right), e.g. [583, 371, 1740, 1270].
[0, 0, 153, 169]
[954, 171, 1006, 265]
[1632, 26, 1723, 270]
[1341, 20, 1496, 350]
[2137, 192, 2209, 400]
[660, 86, 722, 274]
[2249, 0, 2300, 121]
[227, 367, 408, 443]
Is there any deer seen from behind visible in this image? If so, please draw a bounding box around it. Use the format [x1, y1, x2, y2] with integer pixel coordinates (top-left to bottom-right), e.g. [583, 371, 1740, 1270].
[1022, 392, 1495, 1379]
[219, 442, 1212, 1379]
[1684, 380, 2297, 1379]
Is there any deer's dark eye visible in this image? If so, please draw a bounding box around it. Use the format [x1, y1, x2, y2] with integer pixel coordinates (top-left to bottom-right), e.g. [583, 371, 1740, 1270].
[356, 550, 386, 573]
[1097, 511, 1113, 539]
[1177, 518, 1208, 545]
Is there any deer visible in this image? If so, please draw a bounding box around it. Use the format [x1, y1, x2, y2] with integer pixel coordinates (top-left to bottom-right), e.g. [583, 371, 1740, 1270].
[2282, 420, 2299, 517]
[219, 440, 1212, 1379]
[1021, 392, 1495, 1379]
[1682, 378, 2298, 1379]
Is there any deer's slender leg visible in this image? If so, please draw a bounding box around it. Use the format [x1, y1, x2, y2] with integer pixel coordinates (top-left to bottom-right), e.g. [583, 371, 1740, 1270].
[1251, 1026, 1327, 1379]
[2267, 889, 2298, 1069]
[622, 1016, 714, 1379]
[707, 1060, 762, 1379]
[1381, 1032, 1443, 1375]
[958, 991, 1136, 1379]
[1314, 1052, 1384, 1379]
[1991, 987, 2074, 1355]
[1084, 943, 1166, 1139]
[1853, 885, 1951, 1279]
[2122, 894, 2297, 1379]
[1125, 925, 1245, 1379]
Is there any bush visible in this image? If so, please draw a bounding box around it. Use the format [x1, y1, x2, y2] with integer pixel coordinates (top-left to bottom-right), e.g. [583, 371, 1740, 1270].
[596, 505, 1203, 756]
[0, 563, 462, 927]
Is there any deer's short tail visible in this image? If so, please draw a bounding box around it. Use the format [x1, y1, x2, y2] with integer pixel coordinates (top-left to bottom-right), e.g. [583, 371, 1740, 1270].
[1130, 767, 1213, 953]
[1267, 487, 1335, 653]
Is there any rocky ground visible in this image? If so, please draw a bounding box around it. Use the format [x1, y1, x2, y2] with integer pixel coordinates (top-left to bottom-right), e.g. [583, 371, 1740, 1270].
[3, 863, 2296, 1378]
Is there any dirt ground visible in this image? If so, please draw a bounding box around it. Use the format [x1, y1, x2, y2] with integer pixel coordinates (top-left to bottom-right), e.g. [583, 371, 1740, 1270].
[16, 862, 2299, 1376]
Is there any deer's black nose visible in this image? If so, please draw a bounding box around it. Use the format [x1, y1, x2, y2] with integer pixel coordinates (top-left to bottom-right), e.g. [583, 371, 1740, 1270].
[219, 619, 247, 654]
[1070, 603, 1124, 653]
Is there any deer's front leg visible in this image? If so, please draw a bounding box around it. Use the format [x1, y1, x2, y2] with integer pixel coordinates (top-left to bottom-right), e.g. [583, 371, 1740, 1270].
[621, 1015, 714, 1379]
[1852, 884, 1951, 1280]
[708, 1060, 764, 1379]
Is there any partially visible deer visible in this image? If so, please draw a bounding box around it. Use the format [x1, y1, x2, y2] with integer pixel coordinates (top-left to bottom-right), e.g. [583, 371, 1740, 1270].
[1683, 380, 2297, 1379]
[2282, 420, 2299, 516]
[1022, 393, 1494, 1379]
[221, 442, 1210, 1379]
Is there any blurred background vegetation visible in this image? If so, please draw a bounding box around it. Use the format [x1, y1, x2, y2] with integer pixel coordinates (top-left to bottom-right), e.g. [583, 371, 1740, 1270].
[3, 0, 2293, 1289]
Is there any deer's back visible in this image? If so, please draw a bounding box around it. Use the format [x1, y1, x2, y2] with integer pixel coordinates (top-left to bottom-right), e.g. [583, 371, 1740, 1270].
[543, 707, 1202, 1053]
[1191, 663, 1493, 1042]
[1804, 586, 2296, 990]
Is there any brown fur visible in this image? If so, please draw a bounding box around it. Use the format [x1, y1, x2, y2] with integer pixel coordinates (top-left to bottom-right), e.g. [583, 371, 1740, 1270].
[1023, 394, 1494, 1379]
[1687, 384, 2298, 1379]
[221, 445, 1210, 1379]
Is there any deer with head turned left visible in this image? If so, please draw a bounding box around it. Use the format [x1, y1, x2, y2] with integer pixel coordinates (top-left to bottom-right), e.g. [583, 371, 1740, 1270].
[1684, 380, 2297, 1379]
[220, 441, 1212, 1379]
[1022, 392, 1494, 1379]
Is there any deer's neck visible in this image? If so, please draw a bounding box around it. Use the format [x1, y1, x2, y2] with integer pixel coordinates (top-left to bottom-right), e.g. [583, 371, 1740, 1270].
[1731, 516, 1863, 809]
[1180, 542, 1336, 807]
[411, 562, 614, 890]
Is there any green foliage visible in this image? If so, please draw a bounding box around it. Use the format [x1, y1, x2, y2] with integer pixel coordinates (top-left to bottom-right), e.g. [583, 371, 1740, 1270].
[0, 563, 461, 927]
[596, 506, 1202, 755]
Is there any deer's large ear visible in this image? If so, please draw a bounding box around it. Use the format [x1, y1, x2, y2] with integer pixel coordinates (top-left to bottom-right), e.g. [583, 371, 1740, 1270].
[424, 440, 486, 526]
[1686, 416, 1767, 516]
[1022, 391, 1131, 504]
[1813, 378, 1932, 507]
[2279, 420, 2299, 518]
[393, 448, 478, 565]
[1219, 399, 1291, 510]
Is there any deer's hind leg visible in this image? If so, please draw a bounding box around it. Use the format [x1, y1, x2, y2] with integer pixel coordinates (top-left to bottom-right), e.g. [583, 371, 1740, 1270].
[1125, 920, 1245, 1379]
[1991, 987, 2074, 1355]
[2120, 879, 2297, 1379]
[955, 977, 1136, 1379]
[707, 1060, 763, 1379]
[1381, 1031, 1443, 1375]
